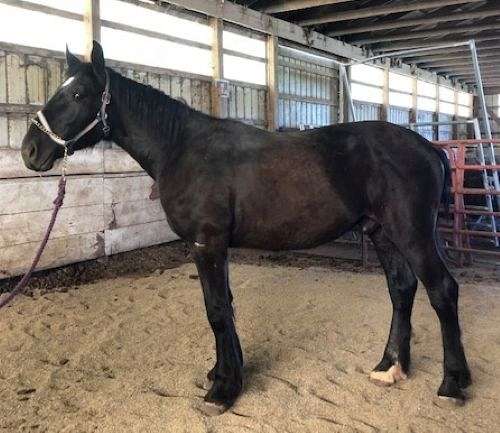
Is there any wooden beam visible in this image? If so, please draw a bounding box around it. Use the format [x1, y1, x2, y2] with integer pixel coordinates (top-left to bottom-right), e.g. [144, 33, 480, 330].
[267, 35, 279, 131]
[261, 0, 355, 14]
[83, 0, 100, 61]
[327, 6, 500, 37]
[163, 0, 365, 60]
[352, 23, 500, 45]
[297, 0, 483, 26]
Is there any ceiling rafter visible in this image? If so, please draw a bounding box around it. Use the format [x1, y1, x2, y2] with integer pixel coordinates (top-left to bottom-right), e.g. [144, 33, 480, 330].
[351, 22, 500, 45]
[296, 0, 484, 26]
[326, 5, 500, 37]
[260, 0, 356, 14]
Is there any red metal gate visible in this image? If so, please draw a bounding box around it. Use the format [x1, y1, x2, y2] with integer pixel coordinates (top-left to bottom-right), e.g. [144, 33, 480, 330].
[433, 139, 500, 266]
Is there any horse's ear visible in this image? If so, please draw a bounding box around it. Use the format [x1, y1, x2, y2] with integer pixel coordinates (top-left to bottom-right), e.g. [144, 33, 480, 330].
[91, 40, 106, 86]
[66, 45, 81, 74]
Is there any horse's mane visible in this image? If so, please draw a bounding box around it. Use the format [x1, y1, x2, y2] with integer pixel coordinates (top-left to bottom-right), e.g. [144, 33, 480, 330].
[109, 68, 193, 140]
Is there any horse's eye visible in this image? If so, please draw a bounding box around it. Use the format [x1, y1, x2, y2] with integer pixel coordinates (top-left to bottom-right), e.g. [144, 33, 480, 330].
[74, 92, 80, 100]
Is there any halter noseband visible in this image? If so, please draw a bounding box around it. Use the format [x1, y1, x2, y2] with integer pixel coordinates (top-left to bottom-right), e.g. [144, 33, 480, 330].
[31, 70, 111, 155]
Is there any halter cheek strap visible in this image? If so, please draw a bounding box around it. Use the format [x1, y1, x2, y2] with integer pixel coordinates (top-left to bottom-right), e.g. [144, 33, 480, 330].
[31, 70, 111, 154]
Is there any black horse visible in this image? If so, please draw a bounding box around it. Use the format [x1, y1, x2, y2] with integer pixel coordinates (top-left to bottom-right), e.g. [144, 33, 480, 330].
[21, 42, 470, 413]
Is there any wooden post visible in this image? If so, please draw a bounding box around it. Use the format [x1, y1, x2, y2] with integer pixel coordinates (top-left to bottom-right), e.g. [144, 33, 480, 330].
[84, 0, 101, 61]
[338, 66, 345, 123]
[381, 60, 389, 122]
[210, 18, 228, 118]
[267, 35, 279, 131]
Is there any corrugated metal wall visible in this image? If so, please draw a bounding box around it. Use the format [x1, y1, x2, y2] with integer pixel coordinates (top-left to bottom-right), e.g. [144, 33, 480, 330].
[438, 113, 454, 140]
[416, 110, 435, 141]
[389, 107, 410, 125]
[354, 102, 381, 121]
[227, 82, 267, 128]
[278, 47, 338, 129]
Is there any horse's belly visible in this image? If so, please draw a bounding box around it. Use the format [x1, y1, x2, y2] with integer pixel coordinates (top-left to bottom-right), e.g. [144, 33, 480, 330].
[232, 193, 357, 250]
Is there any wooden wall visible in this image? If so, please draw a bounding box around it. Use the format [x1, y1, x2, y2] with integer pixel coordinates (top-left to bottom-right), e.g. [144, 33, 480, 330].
[0, 45, 219, 278]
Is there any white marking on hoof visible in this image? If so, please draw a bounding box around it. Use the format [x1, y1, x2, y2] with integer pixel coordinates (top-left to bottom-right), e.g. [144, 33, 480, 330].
[437, 396, 466, 407]
[369, 363, 407, 386]
[197, 401, 228, 416]
[194, 242, 206, 248]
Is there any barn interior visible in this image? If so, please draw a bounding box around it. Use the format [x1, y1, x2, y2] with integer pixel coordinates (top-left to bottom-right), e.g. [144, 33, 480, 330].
[0, 1, 499, 432]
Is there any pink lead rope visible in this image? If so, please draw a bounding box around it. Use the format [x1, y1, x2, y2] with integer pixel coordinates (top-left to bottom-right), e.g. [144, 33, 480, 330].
[0, 176, 66, 309]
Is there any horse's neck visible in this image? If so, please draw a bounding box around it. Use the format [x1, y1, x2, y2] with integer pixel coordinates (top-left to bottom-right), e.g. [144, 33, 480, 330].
[108, 72, 189, 179]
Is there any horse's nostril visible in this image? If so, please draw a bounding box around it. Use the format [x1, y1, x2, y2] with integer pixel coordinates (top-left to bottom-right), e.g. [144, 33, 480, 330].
[29, 144, 37, 159]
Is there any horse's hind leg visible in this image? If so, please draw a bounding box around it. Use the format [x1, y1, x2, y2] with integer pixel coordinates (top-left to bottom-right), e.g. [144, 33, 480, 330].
[369, 227, 418, 386]
[404, 241, 471, 403]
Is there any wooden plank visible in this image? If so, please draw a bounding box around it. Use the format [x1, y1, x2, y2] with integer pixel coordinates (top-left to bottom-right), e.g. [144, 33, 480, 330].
[0, 232, 104, 279]
[0, 176, 104, 215]
[191, 79, 202, 111]
[0, 204, 104, 248]
[0, 52, 6, 103]
[181, 77, 192, 106]
[103, 174, 155, 205]
[26, 57, 46, 105]
[244, 86, 252, 120]
[103, 148, 143, 173]
[104, 199, 166, 230]
[0, 103, 40, 114]
[8, 114, 27, 149]
[6, 53, 26, 104]
[171, 76, 182, 99]
[104, 220, 178, 256]
[201, 81, 211, 114]
[236, 86, 245, 119]
[0, 147, 104, 178]
[0, 114, 7, 149]
[47, 59, 62, 98]
[159, 74, 171, 96]
[147, 72, 161, 89]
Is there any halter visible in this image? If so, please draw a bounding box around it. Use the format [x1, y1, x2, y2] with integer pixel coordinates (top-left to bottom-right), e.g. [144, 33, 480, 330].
[31, 70, 111, 155]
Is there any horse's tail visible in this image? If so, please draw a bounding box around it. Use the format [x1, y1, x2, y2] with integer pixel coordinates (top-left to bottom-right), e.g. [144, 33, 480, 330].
[434, 147, 452, 217]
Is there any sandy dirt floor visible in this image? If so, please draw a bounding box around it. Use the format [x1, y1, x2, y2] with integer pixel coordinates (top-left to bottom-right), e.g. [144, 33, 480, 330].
[0, 246, 499, 433]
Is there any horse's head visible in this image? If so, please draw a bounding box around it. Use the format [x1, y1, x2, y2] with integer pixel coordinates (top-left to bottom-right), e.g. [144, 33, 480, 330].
[22, 41, 110, 171]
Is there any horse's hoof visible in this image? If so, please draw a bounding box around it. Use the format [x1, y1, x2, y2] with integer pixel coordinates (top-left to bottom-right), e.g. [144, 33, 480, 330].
[437, 376, 467, 405]
[369, 363, 407, 386]
[436, 395, 466, 408]
[198, 401, 229, 416]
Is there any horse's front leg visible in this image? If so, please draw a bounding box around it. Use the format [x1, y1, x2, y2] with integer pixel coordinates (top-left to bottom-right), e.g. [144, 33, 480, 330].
[192, 239, 243, 414]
